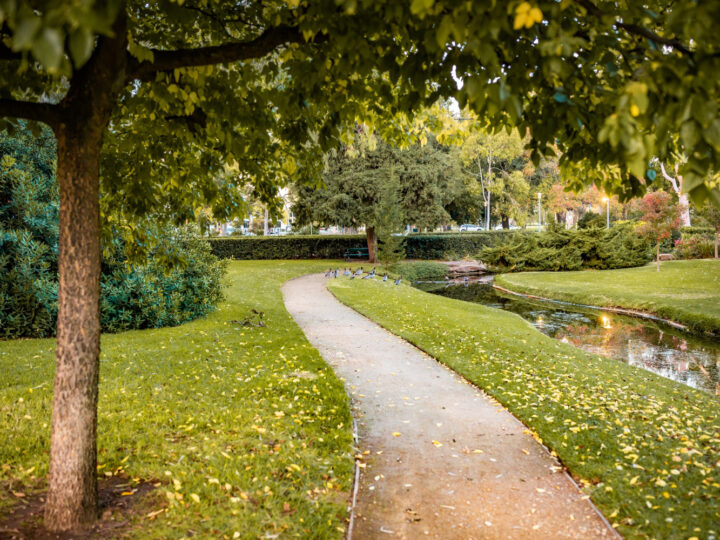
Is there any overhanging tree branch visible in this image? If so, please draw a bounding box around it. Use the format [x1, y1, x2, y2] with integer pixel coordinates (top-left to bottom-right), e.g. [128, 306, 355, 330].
[128, 25, 309, 81]
[575, 0, 693, 57]
[0, 99, 59, 126]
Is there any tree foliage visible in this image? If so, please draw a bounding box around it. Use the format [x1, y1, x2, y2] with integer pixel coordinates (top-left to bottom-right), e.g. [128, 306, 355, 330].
[636, 191, 682, 270]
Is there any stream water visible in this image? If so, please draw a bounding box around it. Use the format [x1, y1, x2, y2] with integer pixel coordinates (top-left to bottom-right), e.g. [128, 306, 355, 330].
[415, 276, 720, 395]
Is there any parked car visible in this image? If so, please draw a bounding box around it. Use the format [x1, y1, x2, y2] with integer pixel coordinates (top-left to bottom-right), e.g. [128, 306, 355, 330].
[459, 224, 482, 232]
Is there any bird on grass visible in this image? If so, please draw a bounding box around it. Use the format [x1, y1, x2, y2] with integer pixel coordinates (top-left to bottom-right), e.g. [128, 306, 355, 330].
[362, 271, 375, 279]
[333, 269, 338, 278]
[354, 267, 363, 276]
[383, 274, 388, 282]
[343, 268, 351, 276]
[349, 274, 355, 280]
[395, 277, 402, 285]
[324, 269, 333, 277]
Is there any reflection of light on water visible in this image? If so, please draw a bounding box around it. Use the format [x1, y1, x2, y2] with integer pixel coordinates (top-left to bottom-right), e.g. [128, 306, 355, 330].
[537, 315, 544, 329]
[600, 315, 613, 329]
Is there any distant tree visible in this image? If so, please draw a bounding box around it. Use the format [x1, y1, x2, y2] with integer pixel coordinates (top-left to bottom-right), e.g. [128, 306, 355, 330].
[460, 129, 526, 229]
[489, 170, 531, 228]
[659, 159, 691, 227]
[375, 168, 406, 268]
[546, 184, 583, 227]
[293, 135, 463, 261]
[695, 202, 720, 259]
[636, 191, 681, 271]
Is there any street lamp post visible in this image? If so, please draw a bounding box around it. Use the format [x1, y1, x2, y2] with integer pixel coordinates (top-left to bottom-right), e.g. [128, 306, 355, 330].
[537, 193, 542, 232]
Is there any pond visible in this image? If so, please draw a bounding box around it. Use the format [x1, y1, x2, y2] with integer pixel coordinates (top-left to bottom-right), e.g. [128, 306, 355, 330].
[415, 276, 720, 395]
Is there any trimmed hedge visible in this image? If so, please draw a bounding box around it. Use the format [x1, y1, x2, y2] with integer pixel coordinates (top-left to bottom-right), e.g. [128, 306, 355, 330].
[208, 235, 366, 259]
[208, 230, 523, 260]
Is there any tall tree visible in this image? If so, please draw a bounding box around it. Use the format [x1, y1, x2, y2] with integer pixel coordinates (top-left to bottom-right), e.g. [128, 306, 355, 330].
[3, 0, 720, 530]
[459, 129, 525, 229]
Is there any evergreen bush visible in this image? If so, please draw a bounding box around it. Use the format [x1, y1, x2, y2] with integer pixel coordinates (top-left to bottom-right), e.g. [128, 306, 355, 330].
[481, 223, 651, 272]
[0, 125, 225, 339]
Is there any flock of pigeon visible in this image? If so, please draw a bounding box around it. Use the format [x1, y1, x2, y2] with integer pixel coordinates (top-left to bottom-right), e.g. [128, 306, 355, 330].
[324, 267, 402, 285]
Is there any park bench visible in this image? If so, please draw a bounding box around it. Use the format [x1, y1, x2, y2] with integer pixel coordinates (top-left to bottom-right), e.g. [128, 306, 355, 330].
[344, 247, 369, 261]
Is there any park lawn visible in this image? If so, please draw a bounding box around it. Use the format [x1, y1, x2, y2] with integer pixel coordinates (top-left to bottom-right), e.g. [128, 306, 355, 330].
[0, 260, 353, 539]
[495, 259, 720, 335]
[328, 277, 720, 540]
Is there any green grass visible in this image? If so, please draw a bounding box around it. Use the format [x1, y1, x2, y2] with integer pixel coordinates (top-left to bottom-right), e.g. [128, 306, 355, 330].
[391, 260, 448, 281]
[328, 277, 720, 540]
[1, 260, 353, 538]
[495, 260, 720, 335]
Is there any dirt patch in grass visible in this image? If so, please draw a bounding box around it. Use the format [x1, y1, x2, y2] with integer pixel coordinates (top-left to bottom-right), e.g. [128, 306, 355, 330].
[0, 477, 158, 540]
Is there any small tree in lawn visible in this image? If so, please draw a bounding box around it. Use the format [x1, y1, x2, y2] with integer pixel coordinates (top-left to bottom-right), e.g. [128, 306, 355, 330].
[695, 202, 720, 259]
[636, 191, 681, 271]
[375, 168, 406, 270]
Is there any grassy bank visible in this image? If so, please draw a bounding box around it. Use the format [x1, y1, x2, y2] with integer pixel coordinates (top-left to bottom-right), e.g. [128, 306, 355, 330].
[495, 260, 720, 335]
[1, 260, 352, 538]
[328, 277, 720, 539]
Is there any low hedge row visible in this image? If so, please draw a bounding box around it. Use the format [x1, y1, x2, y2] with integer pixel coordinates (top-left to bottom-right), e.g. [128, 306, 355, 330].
[208, 231, 523, 260]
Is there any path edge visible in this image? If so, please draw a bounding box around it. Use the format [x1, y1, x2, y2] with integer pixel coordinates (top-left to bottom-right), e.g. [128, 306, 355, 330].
[281, 274, 361, 540]
[323, 279, 623, 540]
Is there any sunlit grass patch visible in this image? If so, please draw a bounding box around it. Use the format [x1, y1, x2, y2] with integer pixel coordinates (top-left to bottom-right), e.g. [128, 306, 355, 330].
[496, 260, 720, 335]
[1, 260, 352, 538]
[329, 277, 720, 539]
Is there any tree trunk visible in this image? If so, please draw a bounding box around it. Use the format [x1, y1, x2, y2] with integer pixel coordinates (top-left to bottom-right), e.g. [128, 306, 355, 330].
[44, 12, 128, 532]
[485, 190, 491, 230]
[366, 226, 378, 263]
[678, 193, 691, 227]
[45, 125, 103, 531]
[501, 215, 510, 229]
[656, 240, 660, 272]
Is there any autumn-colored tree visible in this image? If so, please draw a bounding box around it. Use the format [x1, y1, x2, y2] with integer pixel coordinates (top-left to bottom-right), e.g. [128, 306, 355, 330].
[546, 184, 583, 226]
[636, 191, 682, 271]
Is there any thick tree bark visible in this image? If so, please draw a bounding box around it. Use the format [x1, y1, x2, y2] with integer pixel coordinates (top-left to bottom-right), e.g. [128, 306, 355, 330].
[45, 126, 103, 531]
[44, 11, 128, 533]
[366, 226, 378, 263]
[501, 215, 510, 229]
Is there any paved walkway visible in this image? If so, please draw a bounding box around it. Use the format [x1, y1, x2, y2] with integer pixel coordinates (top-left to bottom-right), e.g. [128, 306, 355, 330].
[282, 274, 615, 539]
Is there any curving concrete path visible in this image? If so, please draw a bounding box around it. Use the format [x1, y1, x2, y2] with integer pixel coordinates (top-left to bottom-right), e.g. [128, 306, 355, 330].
[282, 274, 616, 539]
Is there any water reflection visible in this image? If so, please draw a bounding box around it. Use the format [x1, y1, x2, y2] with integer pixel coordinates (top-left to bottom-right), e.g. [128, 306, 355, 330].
[416, 278, 720, 395]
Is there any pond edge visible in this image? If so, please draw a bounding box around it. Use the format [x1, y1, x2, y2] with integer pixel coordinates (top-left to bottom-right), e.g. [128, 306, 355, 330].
[492, 284, 696, 333]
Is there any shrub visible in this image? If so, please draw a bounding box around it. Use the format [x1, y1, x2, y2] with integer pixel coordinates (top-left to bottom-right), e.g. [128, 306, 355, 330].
[674, 236, 715, 260]
[208, 230, 523, 260]
[392, 261, 448, 281]
[100, 225, 226, 333]
[481, 223, 651, 272]
[0, 125, 225, 339]
[577, 212, 605, 229]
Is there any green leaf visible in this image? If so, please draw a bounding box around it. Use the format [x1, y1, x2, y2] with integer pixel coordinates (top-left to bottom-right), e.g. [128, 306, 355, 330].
[704, 119, 720, 151]
[69, 28, 94, 67]
[31, 27, 64, 72]
[12, 14, 41, 50]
